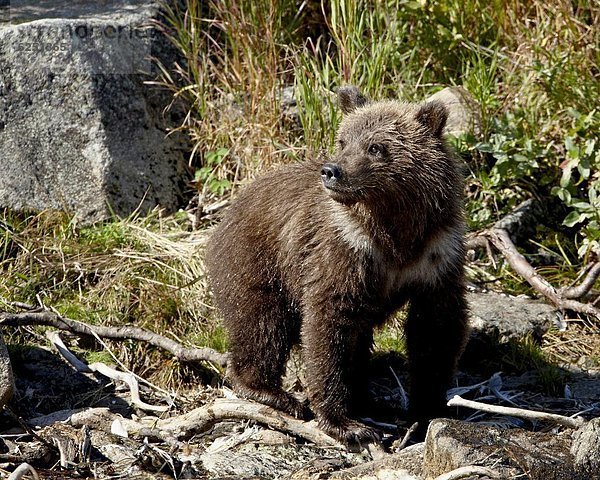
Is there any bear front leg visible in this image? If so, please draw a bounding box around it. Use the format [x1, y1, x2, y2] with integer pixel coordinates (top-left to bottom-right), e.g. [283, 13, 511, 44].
[302, 310, 380, 446]
[405, 278, 469, 429]
[224, 287, 308, 419]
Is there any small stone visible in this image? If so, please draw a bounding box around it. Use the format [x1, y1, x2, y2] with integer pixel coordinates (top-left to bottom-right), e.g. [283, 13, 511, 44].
[425, 86, 481, 137]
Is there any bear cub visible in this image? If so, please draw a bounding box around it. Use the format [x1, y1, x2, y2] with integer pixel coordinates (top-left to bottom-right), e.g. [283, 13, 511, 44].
[205, 86, 469, 445]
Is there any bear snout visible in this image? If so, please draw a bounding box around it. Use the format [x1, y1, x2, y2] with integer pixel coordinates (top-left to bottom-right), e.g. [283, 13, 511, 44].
[320, 163, 343, 189]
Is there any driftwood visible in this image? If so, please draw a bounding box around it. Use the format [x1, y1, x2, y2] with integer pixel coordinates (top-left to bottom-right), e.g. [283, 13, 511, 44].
[0, 310, 228, 367]
[447, 395, 585, 428]
[7, 463, 40, 480]
[64, 398, 342, 447]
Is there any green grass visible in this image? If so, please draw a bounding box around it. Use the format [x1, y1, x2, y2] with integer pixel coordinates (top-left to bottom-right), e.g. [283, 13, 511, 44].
[502, 335, 569, 396]
[0, 208, 220, 388]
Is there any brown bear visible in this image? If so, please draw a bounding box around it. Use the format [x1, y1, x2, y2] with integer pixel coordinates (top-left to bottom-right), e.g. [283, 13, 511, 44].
[205, 86, 469, 445]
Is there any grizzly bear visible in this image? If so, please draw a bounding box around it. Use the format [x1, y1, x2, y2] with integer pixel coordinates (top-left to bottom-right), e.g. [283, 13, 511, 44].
[205, 86, 469, 445]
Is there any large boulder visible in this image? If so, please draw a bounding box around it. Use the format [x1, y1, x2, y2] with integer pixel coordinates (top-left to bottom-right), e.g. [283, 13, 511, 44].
[0, 0, 188, 223]
[423, 419, 581, 480]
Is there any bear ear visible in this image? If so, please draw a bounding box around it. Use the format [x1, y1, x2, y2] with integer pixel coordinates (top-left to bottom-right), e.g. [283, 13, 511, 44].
[337, 85, 368, 114]
[416, 101, 448, 137]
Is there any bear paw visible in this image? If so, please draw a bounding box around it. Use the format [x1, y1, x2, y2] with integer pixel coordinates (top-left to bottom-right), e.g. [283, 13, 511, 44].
[321, 417, 381, 447]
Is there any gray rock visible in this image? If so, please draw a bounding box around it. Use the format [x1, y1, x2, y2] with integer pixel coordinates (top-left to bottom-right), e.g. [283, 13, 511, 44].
[330, 443, 424, 479]
[0, 0, 188, 223]
[426, 86, 481, 137]
[571, 418, 600, 476]
[423, 418, 581, 480]
[0, 330, 15, 407]
[468, 291, 558, 342]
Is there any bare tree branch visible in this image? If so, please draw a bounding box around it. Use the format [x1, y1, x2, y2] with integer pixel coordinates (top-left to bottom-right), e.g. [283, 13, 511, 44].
[559, 262, 600, 299]
[0, 311, 228, 367]
[469, 228, 600, 320]
[447, 395, 584, 429]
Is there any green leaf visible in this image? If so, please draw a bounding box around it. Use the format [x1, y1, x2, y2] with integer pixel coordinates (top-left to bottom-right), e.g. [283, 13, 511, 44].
[553, 187, 572, 203]
[475, 142, 494, 153]
[571, 201, 591, 210]
[563, 211, 586, 227]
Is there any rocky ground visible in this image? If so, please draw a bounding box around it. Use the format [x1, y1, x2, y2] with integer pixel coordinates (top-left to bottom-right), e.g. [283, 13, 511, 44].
[1, 290, 598, 479]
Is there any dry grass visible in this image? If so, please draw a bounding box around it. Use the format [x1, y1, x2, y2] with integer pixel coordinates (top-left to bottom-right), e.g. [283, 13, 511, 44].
[1, 209, 225, 388]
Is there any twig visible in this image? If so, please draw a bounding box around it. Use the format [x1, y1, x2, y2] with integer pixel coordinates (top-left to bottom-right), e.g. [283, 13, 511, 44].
[559, 262, 600, 299]
[393, 422, 419, 452]
[0, 311, 228, 367]
[470, 228, 600, 320]
[8, 463, 40, 480]
[433, 465, 501, 480]
[447, 395, 584, 429]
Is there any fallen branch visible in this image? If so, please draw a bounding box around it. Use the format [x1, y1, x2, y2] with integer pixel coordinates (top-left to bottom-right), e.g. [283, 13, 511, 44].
[0, 311, 228, 367]
[47, 331, 168, 413]
[8, 463, 40, 480]
[447, 395, 584, 429]
[468, 228, 600, 320]
[434, 465, 501, 480]
[66, 398, 342, 447]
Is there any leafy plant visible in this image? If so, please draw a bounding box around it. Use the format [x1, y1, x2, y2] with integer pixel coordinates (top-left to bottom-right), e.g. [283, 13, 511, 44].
[194, 148, 232, 197]
[552, 109, 600, 258]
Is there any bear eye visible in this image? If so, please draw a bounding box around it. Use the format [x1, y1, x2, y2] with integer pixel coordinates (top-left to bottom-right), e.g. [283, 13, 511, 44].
[367, 143, 383, 156]
[338, 139, 346, 150]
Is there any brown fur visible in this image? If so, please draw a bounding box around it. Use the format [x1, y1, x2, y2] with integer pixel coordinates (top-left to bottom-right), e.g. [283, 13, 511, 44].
[205, 86, 469, 445]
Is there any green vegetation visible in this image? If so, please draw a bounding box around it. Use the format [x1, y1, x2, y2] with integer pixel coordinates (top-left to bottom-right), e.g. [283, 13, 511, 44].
[1, 0, 598, 386]
[502, 334, 568, 396]
[155, 0, 598, 259]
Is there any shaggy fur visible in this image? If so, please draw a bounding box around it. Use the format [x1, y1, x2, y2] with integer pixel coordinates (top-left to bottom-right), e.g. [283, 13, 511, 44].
[205, 86, 469, 445]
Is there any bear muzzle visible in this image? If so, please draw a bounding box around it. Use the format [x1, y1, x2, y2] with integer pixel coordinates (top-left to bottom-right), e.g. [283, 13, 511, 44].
[320, 162, 343, 190]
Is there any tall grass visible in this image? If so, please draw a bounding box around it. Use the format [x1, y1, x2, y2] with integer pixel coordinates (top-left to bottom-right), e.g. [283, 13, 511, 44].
[154, 0, 303, 201]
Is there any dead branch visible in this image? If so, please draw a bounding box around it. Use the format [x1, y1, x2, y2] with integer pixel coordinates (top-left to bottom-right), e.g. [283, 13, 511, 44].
[90, 362, 169, 413]
[469, 228, 600, 320]
[447, 395, 584, 429]
[559, 262, 600, 299]
[434, 465, 501, 480]
[7, 463, 40, 480]
[66, 398, 342, 447]
[0, 311, 228, 367]
[47, 331, 168, 413]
